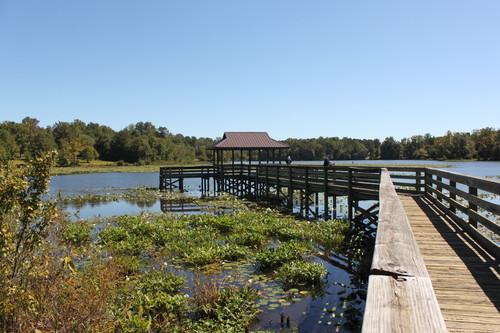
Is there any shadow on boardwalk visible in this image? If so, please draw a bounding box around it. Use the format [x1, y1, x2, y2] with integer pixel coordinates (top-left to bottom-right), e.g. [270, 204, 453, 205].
[405, 196, 500, 332]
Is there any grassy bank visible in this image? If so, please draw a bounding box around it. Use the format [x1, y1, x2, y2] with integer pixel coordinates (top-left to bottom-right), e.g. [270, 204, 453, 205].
[51, 160, 209, 176]
[50, 160, 455, 176]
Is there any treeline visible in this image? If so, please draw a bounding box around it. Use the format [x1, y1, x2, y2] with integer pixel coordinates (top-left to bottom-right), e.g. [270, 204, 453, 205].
[284, 128, 500, 161]
[0, 118, 215, 166]
[1, 118, 499, 165]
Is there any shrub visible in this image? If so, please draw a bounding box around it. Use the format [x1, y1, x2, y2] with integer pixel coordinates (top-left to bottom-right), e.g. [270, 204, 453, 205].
[0, 152, 59, 331]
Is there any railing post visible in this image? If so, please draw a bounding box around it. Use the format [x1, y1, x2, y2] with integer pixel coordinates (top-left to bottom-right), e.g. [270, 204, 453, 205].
[468, 186, 478, 228]
[437, 176, 442, 204]
[417, 169, 423, 193]
[449, 180, 456, 214]
[348, 168, 353, 221]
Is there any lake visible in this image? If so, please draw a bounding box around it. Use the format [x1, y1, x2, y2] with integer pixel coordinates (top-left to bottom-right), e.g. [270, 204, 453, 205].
[49, 160, 500, 219]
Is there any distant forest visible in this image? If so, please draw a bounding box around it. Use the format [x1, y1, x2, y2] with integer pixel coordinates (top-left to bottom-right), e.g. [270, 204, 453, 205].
[0, 118, 499, 165]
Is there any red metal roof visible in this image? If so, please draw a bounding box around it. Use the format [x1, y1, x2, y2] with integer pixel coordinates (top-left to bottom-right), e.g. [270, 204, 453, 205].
[207, 132, 289, 150]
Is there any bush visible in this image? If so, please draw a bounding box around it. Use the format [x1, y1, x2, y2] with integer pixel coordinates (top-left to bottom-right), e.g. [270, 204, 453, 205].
[0, 152, 59, 331]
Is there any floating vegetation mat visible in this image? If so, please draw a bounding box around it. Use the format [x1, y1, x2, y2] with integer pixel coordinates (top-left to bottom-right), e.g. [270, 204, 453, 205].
[56, 202, 373, 332]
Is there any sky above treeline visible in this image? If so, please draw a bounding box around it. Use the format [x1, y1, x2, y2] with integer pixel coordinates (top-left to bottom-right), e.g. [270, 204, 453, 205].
[0, 1, 499, 141]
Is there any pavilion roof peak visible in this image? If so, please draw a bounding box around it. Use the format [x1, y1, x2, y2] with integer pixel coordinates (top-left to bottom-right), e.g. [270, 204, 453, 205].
[207, 132, 289, 150]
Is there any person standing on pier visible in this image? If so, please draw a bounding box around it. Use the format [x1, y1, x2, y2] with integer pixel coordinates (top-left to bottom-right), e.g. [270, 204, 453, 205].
[286, 156, 292, 164]
[323, 155, 335, 166]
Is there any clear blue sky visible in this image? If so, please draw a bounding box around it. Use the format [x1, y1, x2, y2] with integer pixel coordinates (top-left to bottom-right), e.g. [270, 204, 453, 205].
[1, 0, 499, 141]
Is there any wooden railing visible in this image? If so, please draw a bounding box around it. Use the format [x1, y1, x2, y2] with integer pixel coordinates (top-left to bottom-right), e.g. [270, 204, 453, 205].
[160, 164, 426, 195]
[425, 168, 500, 257]
[159, 165, 214, 191]
[362, 169, 447, 332]
[160, 165, 214, 179]
[255, 165, 380, 198]
[254, 164, 424, 199]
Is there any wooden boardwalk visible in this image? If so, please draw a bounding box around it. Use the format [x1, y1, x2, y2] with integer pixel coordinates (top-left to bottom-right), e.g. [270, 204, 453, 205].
[400, 195, 500, 333]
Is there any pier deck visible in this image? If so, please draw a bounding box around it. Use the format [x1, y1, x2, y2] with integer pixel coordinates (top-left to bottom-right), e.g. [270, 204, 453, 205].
[401, 195, 500, 333]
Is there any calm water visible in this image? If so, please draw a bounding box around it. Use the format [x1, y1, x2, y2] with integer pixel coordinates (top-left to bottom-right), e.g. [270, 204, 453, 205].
[49, 161, 500, 219]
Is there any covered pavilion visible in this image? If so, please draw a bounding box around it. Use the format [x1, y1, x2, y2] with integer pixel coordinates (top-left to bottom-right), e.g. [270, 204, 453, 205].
[206, 132, 289, 166]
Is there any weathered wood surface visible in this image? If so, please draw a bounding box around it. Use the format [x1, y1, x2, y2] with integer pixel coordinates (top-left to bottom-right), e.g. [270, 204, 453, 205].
[400, 195, 500, 333]
[362, 169, 447, 333]
[371, 170, 430, 277]
[425, 168, 500, 258]
[363, 275, 447, 333]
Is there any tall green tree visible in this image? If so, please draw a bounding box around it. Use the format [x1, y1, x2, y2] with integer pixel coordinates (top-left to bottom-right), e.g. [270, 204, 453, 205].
[380, 137, 401, 160]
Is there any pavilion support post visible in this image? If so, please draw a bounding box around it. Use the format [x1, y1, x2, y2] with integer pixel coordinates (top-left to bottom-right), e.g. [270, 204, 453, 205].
[332, 196, 337, 219]
[304, 167, 310, 218]
[299, 190, 304, 216]
[324, 168, 329, 220]
[276, 165, 281, 202]
[315, 192, 319, 217]
[288, 166, 293, 209]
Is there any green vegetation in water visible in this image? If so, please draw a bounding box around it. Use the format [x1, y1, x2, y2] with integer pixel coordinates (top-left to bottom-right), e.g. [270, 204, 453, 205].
[1, 154, 371, 332]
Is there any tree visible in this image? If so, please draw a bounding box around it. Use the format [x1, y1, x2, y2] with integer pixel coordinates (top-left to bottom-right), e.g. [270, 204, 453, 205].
[0, 130, 19, 161]
[472, 128, 499, 161]
[29, 131, 56, 158]
[380, 137, 401, 160]
[0, 152, 58, 329]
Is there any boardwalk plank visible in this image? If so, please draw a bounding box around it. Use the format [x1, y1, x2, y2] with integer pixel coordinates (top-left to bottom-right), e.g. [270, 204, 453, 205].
[400, 195, 500, 333]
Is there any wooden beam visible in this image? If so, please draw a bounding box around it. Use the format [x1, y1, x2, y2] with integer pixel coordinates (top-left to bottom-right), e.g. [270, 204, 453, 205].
[363, 169, 447, 333]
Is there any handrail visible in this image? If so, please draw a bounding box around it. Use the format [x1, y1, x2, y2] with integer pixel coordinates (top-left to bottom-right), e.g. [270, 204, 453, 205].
[362, 169, 447, 332]
[425, 168, 500, 257]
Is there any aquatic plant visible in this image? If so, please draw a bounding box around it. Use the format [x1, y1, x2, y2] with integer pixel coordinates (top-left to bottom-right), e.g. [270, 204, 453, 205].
[61, 221, 92, 247]
[191, 284, 259, 332]
[112, 269, 188, 332]
[277, 260, 328, 290]
[254, 241, 306, 272]
[310, 219, 350, 251]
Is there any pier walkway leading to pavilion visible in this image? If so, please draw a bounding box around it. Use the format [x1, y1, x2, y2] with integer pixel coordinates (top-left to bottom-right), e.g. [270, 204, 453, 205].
[400, 195, 499, 333]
